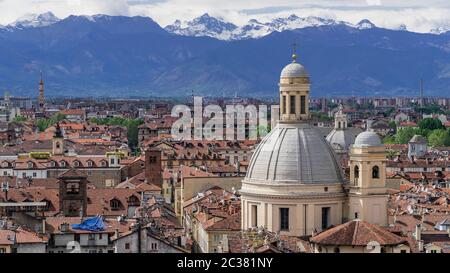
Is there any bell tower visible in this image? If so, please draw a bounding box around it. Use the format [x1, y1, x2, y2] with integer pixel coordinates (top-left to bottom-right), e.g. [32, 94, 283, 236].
[279, 44, 310, 123]
[145, 147, 162, 187]
[348, 131, 388, 226]
[39, 72, 45, 112]
[58, 169, 88, 217]
[334, 104, 348, 129]
[52, 122, 64, 155]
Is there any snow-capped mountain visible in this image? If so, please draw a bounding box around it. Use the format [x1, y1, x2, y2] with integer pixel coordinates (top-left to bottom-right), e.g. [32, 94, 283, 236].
[165, 14, 379, 40]
[430, 26, 449, 35]
[165, 13, 238, 40]
[355, 19, 376, 30]
[8, 12, 60, 30]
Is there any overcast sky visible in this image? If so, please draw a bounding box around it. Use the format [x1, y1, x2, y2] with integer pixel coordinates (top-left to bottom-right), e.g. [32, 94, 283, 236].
[0, 0, 449, 32]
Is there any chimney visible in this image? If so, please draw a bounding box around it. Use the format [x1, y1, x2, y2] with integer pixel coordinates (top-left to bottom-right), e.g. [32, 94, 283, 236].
[60, 222, 69, 233]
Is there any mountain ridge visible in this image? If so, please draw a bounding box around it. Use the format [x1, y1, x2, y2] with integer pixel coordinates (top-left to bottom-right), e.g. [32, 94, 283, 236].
[0, 13, 449, 98]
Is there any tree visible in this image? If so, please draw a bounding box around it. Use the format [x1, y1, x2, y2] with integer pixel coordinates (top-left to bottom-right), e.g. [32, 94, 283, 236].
[383, 135, 396, 144]
[36, 113, 66, 132]
[12, 115, 27, 123]
[394, 127, 421, 144]
[428, 129, 450, 147]
[419, 118, 444, 131]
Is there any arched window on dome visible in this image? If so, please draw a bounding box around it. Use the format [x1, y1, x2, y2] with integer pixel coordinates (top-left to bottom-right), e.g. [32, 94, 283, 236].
[372, 166, 380, 179]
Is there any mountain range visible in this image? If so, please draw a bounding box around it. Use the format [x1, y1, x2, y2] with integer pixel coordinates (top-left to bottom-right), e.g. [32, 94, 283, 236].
[0, 12, 449, 98]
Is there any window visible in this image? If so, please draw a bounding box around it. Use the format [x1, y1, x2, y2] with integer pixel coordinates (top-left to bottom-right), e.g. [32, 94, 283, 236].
[110, 199, 121, 210]
[372, 166, 380, 179]
[251, 205, 258, 227]
[67, 183, 80, 194]
[149, 156, 157, 164]
[354, 165, 359, 179]
[3, 171, 7, 176]
[400, 250, 407, 253]
[431, 250, 437, 253]
[101, 161, 107, 167]
[151, 243, 158, 250]
[125, 243, 130, 250]
[290, 95, 296, 114]
[50, 161, 56, 167]
[111, 158, 115, 165]
[88, 234, 95, 240]
[334, 247, 340, 253]
[28, 162, 34, 168]
[87, 161, 93, 167]
[300, 96, 306, 114]
[324, 187, 328, 192]
[74, 161, 80, 167]
[279, 208, 289, 231]
[33, 172, 37, 178]
[282, 96, 287, 114]
[322, 207, 330, 230]
[60, 161, 66, 168]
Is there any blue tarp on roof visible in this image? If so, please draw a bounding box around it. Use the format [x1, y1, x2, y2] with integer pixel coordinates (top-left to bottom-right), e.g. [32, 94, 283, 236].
[71, 216, 106, 232]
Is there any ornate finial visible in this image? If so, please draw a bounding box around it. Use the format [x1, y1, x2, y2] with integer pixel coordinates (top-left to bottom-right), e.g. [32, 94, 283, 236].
[291, 41, 298, 63]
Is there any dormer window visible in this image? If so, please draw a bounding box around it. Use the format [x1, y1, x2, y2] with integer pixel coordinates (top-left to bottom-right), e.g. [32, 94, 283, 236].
[27, 162, 34, 169]
[50, 161, 56, 167]
[127, 195, 139, 206]
[110, 199, 122, 210]
[87, 161, 93, 167]
[101, 161, 107, 167]
[2, 162, 9, 168]
[73, 161, 80, 167]
[60, 161, 67, 168]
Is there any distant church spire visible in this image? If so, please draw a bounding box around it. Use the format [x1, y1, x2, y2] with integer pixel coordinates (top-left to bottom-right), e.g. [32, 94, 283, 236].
[39, 71, 45, 112]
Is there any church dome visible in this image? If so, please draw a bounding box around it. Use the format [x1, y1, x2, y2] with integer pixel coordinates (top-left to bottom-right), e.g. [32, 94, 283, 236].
[354, 131, 382, 147]
[326, 129, 357, 152]
[280, 62, 309, 78]
[245, 123, 343, 184]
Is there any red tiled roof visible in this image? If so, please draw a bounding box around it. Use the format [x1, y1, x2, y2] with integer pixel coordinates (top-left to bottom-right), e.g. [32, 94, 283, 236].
[311, 220, 406, 246]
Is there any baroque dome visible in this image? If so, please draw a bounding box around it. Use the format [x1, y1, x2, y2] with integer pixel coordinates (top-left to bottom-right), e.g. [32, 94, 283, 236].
[245, 123, 343, 185]
[354, 131, 382, 147]
[280, 62, 309, 78]
[326, 129, 357, 152]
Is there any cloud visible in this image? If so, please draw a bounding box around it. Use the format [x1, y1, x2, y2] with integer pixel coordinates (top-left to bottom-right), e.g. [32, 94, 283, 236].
[0, 0, 449, 33]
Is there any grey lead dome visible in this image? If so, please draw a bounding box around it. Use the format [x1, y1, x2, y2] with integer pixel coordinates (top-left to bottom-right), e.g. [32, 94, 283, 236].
[280, 62, 309, 78]
[245, 123, 343, 184]
[354, 131, 382, 147]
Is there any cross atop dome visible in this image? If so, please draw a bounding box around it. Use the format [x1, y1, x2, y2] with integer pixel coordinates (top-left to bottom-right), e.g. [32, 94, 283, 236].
[291, 41, 298, 63]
